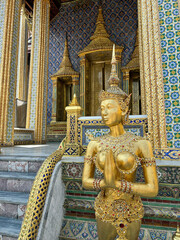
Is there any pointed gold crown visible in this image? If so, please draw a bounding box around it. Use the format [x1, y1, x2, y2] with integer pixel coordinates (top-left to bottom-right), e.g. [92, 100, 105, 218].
[99, 44, 131, 111]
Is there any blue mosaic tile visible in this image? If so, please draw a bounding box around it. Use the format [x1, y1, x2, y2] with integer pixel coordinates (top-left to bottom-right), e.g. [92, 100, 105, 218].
[47, 0, 138, 124]
[158, 0, 180, 148]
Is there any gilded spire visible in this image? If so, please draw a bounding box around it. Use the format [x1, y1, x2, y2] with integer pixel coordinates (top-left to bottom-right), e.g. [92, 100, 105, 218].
[108, 44, 119, 87]
[79, 6, 123, 56]
[122, 29, 139, 70]
[90, 6, 109, 40]
[51, 35, 79, 79]
[99, 45, 131, 111]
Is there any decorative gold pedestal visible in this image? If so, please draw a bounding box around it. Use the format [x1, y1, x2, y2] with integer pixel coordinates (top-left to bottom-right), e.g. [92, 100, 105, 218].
[64, 95, 82, 156]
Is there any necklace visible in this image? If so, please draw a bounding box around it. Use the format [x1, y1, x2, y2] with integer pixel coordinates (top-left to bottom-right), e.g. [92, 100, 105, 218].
[96, 132, 142, 175]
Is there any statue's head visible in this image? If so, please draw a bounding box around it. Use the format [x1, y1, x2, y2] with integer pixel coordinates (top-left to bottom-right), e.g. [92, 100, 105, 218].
[99, 44, 131, 126]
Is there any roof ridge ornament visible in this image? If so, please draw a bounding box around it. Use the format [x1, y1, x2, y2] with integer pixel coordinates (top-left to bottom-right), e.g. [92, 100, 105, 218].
[79, 6, 123, 56]
[51, 34, 79, 79]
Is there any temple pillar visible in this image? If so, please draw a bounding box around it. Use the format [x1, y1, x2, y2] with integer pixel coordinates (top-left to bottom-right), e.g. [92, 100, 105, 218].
[80, 56, 86, 115]
[26, 0, 50, 143]
[51, 78, 58, 122]
[16, 3, 28, 101]
[0, 0, 22, 146]
[122, 70, 130, 94]
[138, 0, 167, 148]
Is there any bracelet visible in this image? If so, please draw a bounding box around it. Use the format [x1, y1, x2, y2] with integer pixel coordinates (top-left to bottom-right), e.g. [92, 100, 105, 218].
[93, 179, 101, 190]
[140, 157, 156, 167]
[121, 180, 132, 193]
[84, 155, 93, 164]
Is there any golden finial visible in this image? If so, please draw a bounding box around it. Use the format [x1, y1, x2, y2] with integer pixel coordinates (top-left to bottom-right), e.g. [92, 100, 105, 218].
[69, 94, 80, 106]
[90, 6, 109, 41]
[173, 225, 180, 240]
[108, 44, 119, 87]
[79, 6, 123, 56]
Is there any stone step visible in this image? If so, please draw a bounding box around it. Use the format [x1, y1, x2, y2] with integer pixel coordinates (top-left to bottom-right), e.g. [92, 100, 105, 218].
[0, 216, 22, 239]
[0, 191, 28, 219]
[0, 155, 46, 173]
[0, 171, 36, 192]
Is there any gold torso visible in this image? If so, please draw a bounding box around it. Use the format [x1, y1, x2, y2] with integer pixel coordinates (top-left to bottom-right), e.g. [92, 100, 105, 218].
[95, 132, 142, 179]
[92, 132, 144, 240]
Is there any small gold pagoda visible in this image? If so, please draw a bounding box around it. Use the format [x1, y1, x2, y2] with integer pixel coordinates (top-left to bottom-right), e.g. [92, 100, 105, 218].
[173, 225, 180, 240]
[78, 6, 123, 116]
[51, 37, 79, 122]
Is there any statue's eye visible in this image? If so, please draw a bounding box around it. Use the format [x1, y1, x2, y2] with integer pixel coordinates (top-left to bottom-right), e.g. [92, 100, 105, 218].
[107, 105, 113, 109]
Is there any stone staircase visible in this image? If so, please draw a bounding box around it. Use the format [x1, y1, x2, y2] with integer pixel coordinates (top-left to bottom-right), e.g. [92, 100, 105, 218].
[0, 155, 46, 240]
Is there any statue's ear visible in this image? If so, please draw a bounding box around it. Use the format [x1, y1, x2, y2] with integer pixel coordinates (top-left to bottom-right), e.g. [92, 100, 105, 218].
[122, 106, 128, 116]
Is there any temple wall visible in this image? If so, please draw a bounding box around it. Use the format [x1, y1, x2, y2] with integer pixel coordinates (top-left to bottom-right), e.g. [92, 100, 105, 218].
[47, 0, 138, 124]
[48, 0, 180, 149]
[158, 0, 180, 148]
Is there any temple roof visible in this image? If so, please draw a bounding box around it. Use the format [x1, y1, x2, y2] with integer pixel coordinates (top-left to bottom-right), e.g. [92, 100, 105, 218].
[79, 7, 123, 56]
[122, 29, 139, 71]
[51, 37, 79, 80]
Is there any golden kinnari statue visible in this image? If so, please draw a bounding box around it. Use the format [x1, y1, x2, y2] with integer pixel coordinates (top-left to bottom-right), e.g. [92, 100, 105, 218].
[82, 45, 158, 240]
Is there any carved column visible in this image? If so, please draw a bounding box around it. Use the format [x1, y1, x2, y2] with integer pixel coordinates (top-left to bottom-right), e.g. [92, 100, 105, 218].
[80, 56, 86, 115]
[122, 70, 130, 94]
[138, 0, 167, 148]
[51, 78, 58, 122]
[26, 0, 50, 143]
[16, 3, 28, 101]
[0, 0, 22, 146]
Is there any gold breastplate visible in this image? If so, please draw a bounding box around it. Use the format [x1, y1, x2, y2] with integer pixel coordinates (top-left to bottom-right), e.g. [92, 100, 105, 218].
[95, 132, 142, 176]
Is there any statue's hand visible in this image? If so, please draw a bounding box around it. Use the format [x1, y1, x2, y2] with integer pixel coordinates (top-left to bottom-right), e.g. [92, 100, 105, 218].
[104, 149, 116, 188]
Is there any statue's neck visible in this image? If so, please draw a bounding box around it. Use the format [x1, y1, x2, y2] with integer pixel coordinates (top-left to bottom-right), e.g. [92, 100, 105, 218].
[109, 123, 126, 137]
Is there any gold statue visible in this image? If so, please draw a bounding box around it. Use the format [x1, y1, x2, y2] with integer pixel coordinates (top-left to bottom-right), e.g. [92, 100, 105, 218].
[82, 45, 158, 240]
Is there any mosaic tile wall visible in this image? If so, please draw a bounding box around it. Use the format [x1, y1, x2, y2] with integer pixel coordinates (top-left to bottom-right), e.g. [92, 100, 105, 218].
[48, 0, 138, 123]
[158, 0, 180, 148]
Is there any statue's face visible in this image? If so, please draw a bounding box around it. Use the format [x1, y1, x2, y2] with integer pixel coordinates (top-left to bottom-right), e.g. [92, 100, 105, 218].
[101, 99, 122, 127]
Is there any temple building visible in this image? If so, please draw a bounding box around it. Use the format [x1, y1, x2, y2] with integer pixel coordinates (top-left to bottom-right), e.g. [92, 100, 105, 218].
[0, 0, 179, 239]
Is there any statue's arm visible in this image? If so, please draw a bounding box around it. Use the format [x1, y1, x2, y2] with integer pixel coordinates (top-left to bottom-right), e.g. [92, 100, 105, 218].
[82, 141, 105, 190]
[116, 140, 159, 197]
